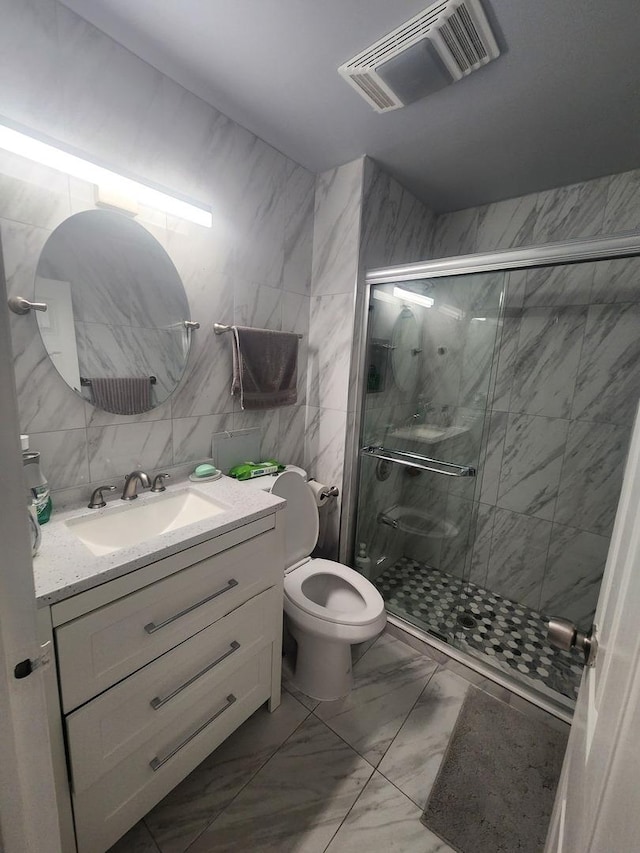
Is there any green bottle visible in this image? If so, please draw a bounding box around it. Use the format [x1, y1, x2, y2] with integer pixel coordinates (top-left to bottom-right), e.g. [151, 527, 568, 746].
[22, 435, 52, 524]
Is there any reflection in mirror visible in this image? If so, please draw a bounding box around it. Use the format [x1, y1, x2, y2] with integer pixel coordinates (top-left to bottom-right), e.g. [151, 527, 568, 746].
[391, 305, 421, 392]
[35, 210, 191, 415]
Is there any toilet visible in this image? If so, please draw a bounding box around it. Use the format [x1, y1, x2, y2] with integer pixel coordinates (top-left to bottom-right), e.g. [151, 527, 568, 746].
[242, 468, 386, 701]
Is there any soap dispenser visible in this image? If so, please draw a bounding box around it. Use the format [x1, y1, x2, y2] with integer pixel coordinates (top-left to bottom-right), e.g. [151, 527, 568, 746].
[355, 542, 372, 578]
[22, 434, 52, 525]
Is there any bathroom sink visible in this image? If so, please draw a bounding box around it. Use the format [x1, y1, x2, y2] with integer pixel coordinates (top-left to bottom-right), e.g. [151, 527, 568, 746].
[65, 489, 229, 556]
[390, 423, 468, 444]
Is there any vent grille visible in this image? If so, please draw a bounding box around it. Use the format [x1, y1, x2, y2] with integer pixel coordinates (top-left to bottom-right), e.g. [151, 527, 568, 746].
[338, 0, 500, 112]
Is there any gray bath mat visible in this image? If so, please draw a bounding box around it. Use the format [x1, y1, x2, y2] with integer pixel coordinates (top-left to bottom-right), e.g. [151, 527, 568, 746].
[422, 688, 568, 853]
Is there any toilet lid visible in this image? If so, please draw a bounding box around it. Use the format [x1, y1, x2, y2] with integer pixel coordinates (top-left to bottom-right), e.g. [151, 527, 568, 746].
[270, 471, 319, 569]
[284, 558, 385, 626]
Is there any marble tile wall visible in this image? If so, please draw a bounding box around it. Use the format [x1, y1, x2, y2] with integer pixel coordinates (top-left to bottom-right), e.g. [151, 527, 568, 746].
[307, 157, 435, 559]
[1, 0, 314, 501]
[425, 172, 640, 628]
[306, 159, 365, 557]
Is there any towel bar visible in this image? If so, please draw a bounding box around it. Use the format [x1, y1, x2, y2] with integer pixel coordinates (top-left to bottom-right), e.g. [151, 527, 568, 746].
[360, 445, 476, 478]
[80, 376, 157, 386]
[213, 323, 303, 339]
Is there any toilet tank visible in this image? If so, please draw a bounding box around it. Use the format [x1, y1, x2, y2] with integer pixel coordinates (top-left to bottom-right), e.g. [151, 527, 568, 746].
[237, 468, 317, 569]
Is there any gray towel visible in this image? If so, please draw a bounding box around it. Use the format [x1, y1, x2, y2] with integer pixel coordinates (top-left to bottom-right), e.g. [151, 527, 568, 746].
[231, 326, 298, 410]
[89, 377, 152, 415]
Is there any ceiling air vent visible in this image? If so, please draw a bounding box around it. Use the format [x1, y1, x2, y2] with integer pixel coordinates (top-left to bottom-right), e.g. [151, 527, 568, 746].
[338, 0, 500, 113]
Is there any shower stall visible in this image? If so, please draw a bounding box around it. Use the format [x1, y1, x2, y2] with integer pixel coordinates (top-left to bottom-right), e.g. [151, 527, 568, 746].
[348, 235, 640, 715]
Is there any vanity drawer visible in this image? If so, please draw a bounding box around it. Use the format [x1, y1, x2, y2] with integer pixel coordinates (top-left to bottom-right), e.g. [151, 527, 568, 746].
[66, 586, 280, 793]
[56, 528, 281, 712]
[72, 646, 272, 853]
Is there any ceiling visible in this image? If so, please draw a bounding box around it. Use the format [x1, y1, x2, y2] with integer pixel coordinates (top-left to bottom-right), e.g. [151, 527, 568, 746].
[59, 0, 640, 213]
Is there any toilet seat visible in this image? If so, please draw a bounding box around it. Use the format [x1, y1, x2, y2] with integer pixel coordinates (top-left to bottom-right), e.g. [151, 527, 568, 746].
[284, 558, 384, 627]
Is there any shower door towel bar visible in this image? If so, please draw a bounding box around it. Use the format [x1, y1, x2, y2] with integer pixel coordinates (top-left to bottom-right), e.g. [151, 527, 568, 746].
[360, 445, 476, 478]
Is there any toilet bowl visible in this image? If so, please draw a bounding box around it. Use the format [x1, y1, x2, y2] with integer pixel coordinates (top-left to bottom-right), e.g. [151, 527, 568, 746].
[241, 468, 386, 700]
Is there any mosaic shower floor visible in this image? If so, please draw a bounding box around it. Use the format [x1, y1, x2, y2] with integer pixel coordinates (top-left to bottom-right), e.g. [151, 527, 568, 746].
[374, 557, 583, 703]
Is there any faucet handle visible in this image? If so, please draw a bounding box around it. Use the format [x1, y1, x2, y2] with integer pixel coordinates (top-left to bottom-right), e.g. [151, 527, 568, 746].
[88, 484, 116, 509]
[151, 473, 171, 493]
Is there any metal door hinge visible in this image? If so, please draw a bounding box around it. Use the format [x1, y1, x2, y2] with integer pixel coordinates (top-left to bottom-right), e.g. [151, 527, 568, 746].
[548, 618, 598, 667]
[13, 641, 52, 679]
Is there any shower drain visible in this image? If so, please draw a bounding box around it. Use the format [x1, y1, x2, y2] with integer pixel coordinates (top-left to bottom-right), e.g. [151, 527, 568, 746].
[457, 612, 478, 630]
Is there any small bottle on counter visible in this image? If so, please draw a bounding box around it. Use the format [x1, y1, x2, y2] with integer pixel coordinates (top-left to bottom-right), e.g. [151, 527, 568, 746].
[355, 542, 372, 578]
[22, 434, 52, 525]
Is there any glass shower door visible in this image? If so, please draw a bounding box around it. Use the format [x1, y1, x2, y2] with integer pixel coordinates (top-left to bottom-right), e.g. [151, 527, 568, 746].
[354, 271, 505, 645]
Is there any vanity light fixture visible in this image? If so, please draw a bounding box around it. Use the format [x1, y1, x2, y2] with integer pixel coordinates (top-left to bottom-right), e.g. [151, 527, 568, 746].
[393, 286, 435, 309]
[372, 289, 398, 305]
[439, 303, 464, 320]
[0, 120, 212, 228]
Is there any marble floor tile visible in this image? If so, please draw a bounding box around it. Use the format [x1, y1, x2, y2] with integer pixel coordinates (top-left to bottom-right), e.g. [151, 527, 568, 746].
[187, 715, 373, 853]
[144, 693, 310, 853]
[377, 669, 469, 810]
[325, 770, 454, 853]
[351, 634, 383, 665]
[106, 820, 159, 853]
[314, 634, 438, 767]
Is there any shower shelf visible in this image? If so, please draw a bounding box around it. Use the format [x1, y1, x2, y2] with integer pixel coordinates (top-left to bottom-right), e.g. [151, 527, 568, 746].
[360, 445, 476, 478]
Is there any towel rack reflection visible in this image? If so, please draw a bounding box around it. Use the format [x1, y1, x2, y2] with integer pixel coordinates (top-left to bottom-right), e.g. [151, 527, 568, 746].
[80, 376, 157, 386]
[213, 323, 303, 340]
[360, 445, 476, 478]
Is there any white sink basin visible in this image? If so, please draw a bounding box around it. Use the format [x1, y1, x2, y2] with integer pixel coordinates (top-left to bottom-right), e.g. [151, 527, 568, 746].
[65, 489, 229, 556]
[390, 424, 469, 444]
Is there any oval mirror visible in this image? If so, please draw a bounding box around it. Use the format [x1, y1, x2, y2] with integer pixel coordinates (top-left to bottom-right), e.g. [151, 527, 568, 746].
[35, 210, 191, 415]
[391, 306, 421, 392]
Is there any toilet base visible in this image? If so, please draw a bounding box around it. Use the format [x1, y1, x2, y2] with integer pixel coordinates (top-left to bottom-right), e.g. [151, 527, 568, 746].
[288, 626, 353, 702]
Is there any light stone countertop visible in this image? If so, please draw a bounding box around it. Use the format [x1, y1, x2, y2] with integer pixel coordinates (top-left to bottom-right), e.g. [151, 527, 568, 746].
[33, 474, 285, 608]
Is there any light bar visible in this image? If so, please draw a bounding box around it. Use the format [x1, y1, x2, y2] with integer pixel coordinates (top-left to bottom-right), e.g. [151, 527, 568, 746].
[372, 288, 397, 304]
[0, 123, 212, 227]
[393, 286, 434, 308]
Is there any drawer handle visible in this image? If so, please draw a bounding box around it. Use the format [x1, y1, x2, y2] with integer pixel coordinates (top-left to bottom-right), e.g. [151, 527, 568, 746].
[150, 641, 241, 710]
[149, 694, 237, 772]
[144, 579, 239, 634]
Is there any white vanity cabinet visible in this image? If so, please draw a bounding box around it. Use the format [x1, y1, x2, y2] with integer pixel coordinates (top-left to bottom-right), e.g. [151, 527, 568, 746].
[42, 512, 284, 853]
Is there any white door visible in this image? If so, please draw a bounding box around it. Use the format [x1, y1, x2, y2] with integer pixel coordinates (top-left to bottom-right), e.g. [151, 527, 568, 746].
[35, 277, 82, 391]
[546, 402, 640, 853]
[0, 239, 62, 852]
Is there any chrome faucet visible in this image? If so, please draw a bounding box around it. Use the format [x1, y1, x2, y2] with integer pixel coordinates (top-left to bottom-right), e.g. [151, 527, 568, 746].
[121, 470, 151, 501]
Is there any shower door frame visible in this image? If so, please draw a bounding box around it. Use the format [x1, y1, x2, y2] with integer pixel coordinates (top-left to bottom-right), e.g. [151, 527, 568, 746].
[342, 231, 640, 718]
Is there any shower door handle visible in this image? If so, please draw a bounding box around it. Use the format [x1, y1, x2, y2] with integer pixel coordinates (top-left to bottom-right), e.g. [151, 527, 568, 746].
[360, 445, 476, 478]
[547, 617, 598, 667]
